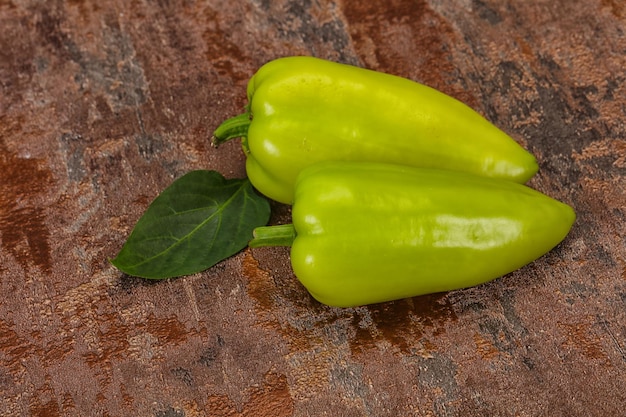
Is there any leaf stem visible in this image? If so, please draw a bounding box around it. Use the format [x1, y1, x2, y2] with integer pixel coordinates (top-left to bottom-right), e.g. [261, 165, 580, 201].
[249, 224, 296, 248]
[212, 113, 251, 147]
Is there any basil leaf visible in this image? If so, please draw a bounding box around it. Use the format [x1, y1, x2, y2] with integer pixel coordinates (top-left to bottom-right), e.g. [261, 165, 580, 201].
[111, 170, 270, 279]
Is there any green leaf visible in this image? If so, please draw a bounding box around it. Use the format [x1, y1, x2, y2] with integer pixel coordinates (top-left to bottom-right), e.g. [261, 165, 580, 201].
[111, 170, 270, 279]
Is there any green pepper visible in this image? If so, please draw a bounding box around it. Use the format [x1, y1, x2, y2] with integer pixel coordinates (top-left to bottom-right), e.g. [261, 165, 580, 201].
[249, 162, 575, 307]
[213, 56, 538, 204]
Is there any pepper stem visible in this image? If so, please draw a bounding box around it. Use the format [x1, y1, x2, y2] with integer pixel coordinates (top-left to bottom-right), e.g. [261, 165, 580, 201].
[211, 112, 251, 147]
[249, 224, 296, 248]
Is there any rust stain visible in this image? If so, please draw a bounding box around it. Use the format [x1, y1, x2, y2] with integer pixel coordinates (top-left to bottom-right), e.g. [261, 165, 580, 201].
[514, 34, 535, 59]
[142, 313, 190, 344]
[341, 0, 476, 107]
[600, 0, 624, 17]
[351, 294, 458, 356]
[60, 392, 76, 414]
[0, 318, 77, 414]
[119, 383, 134, 409]
[0, 127, 54, 273]
[201, 6, 247, 81]
[0, 318, 36, 373]
[206, 371, 293, 417]
[0, 317, 76, 377]
[30, 398, 61, 417]
[242, 250, 278, 316]
[559, 321, 610, 363]
[473, 332, 501, 360]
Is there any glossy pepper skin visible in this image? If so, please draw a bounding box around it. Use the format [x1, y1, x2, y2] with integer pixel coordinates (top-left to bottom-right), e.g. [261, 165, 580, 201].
[213, 56, 538, 204]
[250, 162, 575, 307]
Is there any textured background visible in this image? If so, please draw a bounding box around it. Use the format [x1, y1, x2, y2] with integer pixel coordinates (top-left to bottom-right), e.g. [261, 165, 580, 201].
[1, 0, 625, 416]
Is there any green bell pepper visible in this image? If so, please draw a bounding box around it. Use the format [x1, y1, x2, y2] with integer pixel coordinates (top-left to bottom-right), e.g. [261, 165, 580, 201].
[213, 56, 538, 204]
[249, 162, 575, 307]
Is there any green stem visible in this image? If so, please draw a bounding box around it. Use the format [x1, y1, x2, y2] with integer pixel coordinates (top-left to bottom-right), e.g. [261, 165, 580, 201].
[212, 112, 251, 147]
[249, 224, 296, 248]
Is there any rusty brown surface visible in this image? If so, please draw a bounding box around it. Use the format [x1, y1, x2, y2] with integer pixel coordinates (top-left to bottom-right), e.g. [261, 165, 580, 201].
[0, 0, 625, 416]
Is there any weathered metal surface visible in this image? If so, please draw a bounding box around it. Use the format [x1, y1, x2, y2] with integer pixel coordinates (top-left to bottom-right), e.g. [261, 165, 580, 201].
[0, 0, 624, 415]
